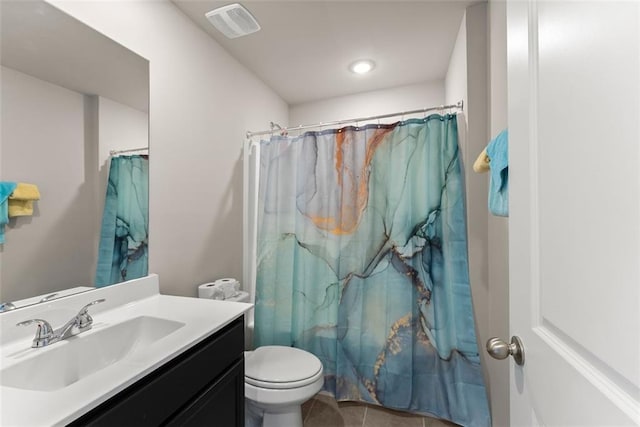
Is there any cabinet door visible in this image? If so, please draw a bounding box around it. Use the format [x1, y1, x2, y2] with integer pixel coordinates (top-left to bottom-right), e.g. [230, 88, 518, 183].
[166, 359, 245, 427]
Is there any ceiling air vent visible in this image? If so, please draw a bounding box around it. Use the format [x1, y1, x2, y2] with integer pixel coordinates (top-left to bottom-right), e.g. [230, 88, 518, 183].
[205, 3, 261, 39]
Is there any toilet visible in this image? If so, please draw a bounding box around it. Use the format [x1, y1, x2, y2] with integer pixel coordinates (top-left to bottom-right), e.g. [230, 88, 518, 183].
[214, 290, 324, 427]
[244, 346, 324, 427]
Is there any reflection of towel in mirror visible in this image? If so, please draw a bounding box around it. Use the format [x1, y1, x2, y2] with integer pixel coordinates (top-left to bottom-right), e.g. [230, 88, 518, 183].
[8, 183, 40, 217]
[486, 130, 509, 217]
[0, 182, 17, 244]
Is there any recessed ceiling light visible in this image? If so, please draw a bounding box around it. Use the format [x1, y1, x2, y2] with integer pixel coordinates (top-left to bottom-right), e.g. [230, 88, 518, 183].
[349, 59, 376, 75]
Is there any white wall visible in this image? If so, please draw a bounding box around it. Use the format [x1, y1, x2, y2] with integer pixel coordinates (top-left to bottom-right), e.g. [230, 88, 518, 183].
[98, 97, 148, 172]
[444, 2, 493, 420]
[464, 2, 490, 387]
[0, 67, 98, 301]
[446, 3, 511, 425]
[49, 0, 289, 297]
[445, 14, 468, 110]
[289, 80, 445, 126]
[487, 1, 509, 426]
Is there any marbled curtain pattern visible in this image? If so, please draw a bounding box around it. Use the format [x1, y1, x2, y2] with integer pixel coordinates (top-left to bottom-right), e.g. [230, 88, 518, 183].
[254, 115, 490, 427]
[96, 155, 149, 287]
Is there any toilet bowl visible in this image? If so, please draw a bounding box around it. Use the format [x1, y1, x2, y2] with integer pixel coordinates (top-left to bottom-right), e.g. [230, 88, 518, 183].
[203, 288, 324, 426]
[245, 345, 324, 427]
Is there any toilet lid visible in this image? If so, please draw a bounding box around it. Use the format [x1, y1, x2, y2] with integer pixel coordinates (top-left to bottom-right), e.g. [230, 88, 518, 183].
[245, 346, 323, 389]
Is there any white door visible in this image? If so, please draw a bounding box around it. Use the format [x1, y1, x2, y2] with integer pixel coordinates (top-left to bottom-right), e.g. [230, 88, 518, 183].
[504, 1, 640, 425]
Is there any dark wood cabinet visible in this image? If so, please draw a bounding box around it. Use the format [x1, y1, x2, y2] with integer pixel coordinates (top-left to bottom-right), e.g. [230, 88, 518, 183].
[165, 359, 244, 426]
[68, 316, 245, 427]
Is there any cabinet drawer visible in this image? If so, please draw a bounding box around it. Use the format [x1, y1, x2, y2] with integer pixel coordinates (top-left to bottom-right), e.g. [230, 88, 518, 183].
[69, 317, 244, 427]
[165, 359, 244, 427]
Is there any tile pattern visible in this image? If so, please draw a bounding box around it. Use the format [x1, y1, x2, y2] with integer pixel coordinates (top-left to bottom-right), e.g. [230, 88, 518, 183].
[303, 393, 459, 427]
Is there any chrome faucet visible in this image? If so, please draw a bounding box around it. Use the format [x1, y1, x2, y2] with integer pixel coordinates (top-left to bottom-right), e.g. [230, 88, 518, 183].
[16, 299, 106, 348]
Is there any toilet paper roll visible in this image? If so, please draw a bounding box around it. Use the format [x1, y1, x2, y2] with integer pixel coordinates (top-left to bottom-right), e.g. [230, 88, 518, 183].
[214, 278, 240, 289]
[198, 283, 226, 300]
[224, 291, 250, 303]
[213, 278, 240, 298]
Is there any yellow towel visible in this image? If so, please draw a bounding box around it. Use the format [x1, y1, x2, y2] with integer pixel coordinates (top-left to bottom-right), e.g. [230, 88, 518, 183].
[8, 183, 40, 217]
[473, 148, 491, 173]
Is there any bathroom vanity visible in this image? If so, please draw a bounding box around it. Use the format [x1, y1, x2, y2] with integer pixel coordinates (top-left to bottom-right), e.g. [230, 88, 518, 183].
[0, 275, 251, 426]
[69, 317, 244, 426]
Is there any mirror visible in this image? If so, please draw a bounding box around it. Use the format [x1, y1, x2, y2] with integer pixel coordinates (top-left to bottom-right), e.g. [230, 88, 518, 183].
[0, 1, 149, 310]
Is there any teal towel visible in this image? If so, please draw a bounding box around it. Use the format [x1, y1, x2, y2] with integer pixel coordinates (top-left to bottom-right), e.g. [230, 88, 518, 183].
[0, 182, 17, 244]
[486, 130, 508, 217]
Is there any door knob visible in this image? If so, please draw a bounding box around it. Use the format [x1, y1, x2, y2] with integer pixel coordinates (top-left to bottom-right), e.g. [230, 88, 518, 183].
[486, 336, 525, 366]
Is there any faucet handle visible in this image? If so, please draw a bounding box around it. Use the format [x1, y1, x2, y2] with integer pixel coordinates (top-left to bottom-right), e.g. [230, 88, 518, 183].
[76, 299, 106, 329]
[38, 293, 59, 303]
[16, 319, 55, 348]
[0, 301, 16, 312]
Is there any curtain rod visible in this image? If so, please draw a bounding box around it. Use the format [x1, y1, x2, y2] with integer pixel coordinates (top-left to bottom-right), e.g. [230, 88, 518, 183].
[109, 147, 149, 156]
[246, 100, 463, 139]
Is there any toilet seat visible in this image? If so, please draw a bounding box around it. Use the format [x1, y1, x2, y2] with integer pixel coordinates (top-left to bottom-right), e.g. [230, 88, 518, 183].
[245, 345, 323, 390]
[245, 367, 323, 389]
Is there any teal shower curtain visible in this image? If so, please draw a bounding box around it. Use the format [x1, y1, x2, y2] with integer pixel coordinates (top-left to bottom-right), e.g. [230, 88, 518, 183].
[254, 115, 490, 426]
[96, 155, 149, 287]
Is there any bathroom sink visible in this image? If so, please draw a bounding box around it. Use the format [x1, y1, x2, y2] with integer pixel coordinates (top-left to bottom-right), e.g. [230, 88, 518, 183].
[1, 315, 184, 392]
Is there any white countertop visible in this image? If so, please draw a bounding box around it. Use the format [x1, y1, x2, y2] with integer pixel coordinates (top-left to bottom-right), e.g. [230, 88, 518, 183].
[0, 275, 252, 426]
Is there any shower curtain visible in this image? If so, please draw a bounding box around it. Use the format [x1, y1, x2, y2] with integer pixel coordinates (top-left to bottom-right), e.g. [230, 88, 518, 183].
[253, 114, 489, 426]
[96, 155, 149, 287]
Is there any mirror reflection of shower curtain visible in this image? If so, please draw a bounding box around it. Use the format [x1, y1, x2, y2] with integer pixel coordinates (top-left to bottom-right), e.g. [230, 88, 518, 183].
[95, 155, 149, 287]
[253, 115, 490, 427]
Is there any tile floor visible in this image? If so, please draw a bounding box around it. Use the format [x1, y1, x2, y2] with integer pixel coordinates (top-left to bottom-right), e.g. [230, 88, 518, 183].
[302, 393, 459, 427]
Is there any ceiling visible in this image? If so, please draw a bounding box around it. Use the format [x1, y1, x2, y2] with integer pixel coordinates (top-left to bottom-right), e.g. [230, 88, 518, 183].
[172, 1, 476, 105]
[1, 1, 149, 112]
